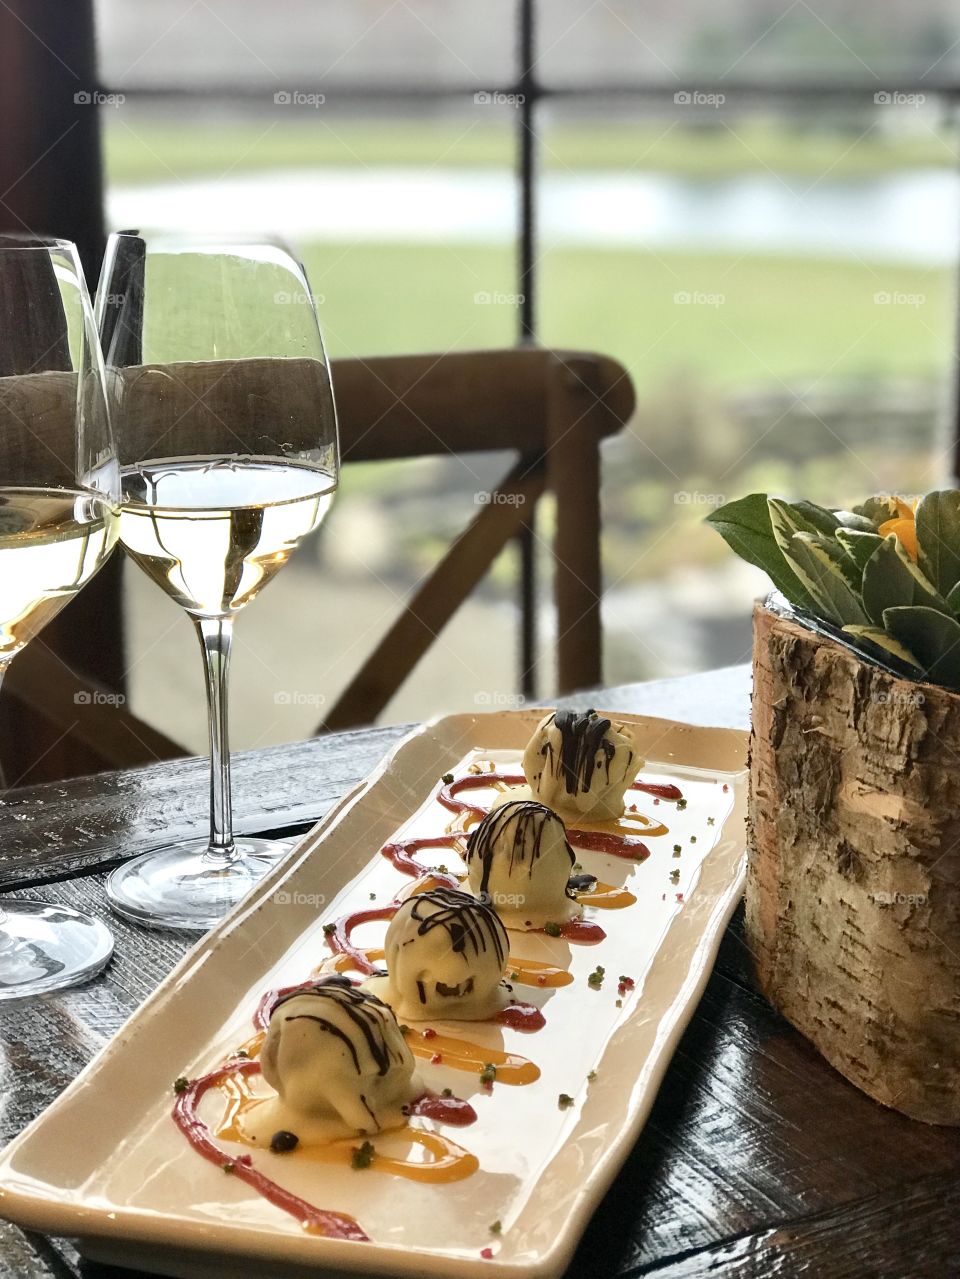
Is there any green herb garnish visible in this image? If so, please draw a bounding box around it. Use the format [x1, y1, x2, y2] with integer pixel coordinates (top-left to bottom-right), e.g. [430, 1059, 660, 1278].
[558, 1093, 575, 1109]
[587, 965, 605, 989]
[543, 921, 562, 937]
[479, 1063, 497, 1086]
[351, 1140, 376, 1170]
[441, 772, 454, 784]
[173, 1076, 189, 1094]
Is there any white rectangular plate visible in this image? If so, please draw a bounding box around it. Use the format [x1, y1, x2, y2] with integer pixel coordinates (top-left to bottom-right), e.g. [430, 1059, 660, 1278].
[0, 709, 747, 1279]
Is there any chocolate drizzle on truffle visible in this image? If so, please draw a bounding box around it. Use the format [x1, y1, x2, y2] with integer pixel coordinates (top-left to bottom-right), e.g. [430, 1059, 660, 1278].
[403, 887, 508, 971]
[542, 709, 634, 799]
[465, 800, 575, 903]
[275, 980, 404, 1078]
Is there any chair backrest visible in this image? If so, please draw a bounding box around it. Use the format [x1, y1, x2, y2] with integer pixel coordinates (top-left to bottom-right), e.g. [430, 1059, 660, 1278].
[0, 347, 634, 779]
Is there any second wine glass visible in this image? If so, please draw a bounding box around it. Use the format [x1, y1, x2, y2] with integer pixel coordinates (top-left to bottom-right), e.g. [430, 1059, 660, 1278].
[98, 234, 339, 930]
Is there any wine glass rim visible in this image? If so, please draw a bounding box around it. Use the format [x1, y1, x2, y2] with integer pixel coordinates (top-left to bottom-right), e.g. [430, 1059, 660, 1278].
[0, 234, 77, 253]
[107, 230, 300, 257]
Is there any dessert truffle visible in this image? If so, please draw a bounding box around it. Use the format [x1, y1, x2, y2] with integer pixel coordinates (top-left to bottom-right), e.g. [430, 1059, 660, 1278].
[523, 709, 638, 821]
[243, 977, 417, 1145]
[465, 799, 579, 929]
[375, 885, 510, 1021]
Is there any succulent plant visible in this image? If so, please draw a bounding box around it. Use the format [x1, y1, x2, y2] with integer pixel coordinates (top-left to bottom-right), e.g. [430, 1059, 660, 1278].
[707, 491, 960, 689]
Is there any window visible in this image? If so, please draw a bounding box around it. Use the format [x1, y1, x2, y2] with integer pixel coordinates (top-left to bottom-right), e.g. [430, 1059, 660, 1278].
[94, 0, 960, 741]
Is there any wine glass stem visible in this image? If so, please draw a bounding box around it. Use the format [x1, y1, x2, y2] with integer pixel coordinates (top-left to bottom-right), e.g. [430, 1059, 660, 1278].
[194, 615, 236, 865]
[0, 662, 8, 931]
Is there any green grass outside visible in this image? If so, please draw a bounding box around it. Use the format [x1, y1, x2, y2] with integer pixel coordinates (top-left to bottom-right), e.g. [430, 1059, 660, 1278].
[103, 115, 960, 183]
[298, 241, 952, 386]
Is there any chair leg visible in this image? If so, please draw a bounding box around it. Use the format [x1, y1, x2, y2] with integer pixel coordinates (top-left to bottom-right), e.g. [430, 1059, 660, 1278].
[518, 490, 538, 701]
[322, 462, 546, 732]
[547, 355, 605, 694]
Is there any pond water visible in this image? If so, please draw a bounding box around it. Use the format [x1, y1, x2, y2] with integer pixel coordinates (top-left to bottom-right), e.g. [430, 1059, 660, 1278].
[110, 166, 960, 263]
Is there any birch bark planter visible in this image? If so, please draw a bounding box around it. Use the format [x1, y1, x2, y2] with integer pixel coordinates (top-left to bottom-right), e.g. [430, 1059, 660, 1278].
[749, 601, 960, 1125]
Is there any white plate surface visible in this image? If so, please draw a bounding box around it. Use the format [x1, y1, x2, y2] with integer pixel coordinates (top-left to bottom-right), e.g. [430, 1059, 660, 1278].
[0, 709, 747, 1278]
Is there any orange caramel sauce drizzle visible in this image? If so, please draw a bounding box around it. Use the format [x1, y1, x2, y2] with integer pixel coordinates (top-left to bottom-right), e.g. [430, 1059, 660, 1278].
[318, 945, 574, 990]
[436, 771, 675, 853]
[405, 1026, 540, 1084]
[578, 880, 637, 910]
[214, 1068, 478, 1185]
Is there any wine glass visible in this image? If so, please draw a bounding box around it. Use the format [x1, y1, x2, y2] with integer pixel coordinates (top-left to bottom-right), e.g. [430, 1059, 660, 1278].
[0, 235, 119, 999]
[97, 234, 339, 931]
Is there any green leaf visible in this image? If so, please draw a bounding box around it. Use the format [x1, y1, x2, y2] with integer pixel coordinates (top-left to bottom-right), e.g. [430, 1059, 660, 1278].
[833, 510, 881, 533]
[853, 496, 901, 526]
[769, 498, 862, 594]
[861, 535, 950, 628]
[883, 606, 960, 688]
[705, 494, 816, 611]
[768, 497, 838, 546]
[842, 625, 922, 669]
[780, 532, 870, 626]
[788, 500, 843, 537]
[835, 528, 884, 576]
[947, 581, 960, 615]
[915, 491, 960, 598]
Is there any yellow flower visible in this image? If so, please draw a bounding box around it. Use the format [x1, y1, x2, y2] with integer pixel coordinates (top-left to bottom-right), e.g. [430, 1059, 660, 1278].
[878, 499, 918, 561]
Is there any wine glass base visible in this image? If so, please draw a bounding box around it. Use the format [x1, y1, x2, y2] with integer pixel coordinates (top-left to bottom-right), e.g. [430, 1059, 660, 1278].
[106, 838, 291, 932]
[0, 900, 114, 1001]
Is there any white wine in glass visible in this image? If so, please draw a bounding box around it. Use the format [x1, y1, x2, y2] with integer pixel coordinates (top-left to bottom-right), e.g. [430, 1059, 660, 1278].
[0, 489, 116, 659]
[0, 235, 120, 999]
[119, 458, 335, 616]
[98, 234, 339, 931]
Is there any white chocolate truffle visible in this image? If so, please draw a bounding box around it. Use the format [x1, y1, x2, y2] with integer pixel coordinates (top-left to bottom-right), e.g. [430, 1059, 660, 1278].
[522, 709, 639, 821]
[373, 885, 510, 1021]
[465, 799, 579, 929]
[241, 978, 417, 1146]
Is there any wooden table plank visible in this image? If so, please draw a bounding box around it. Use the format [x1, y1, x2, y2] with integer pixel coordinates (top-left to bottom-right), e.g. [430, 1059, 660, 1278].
[630, 1170, 960, 1278]
[565, 915, 960, 1275]
[0, 723, 412, 889]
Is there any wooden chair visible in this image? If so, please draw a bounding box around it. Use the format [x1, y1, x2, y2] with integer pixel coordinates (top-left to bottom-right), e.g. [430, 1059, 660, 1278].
[0, 347, 634, 782]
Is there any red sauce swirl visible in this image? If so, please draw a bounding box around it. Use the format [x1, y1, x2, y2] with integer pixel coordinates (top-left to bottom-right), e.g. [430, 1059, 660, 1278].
[436, 772, 676, 860]
[172, 1061, 369, 1241]
[496, 1001, 546, 1031]
[326, 903, 400, 975]
[406, 1092, 478, 1125]
[381, 835, 463, 883]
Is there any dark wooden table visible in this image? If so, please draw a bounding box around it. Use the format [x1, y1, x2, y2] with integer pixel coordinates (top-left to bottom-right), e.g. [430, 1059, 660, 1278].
[1, 666, 958, 1279]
